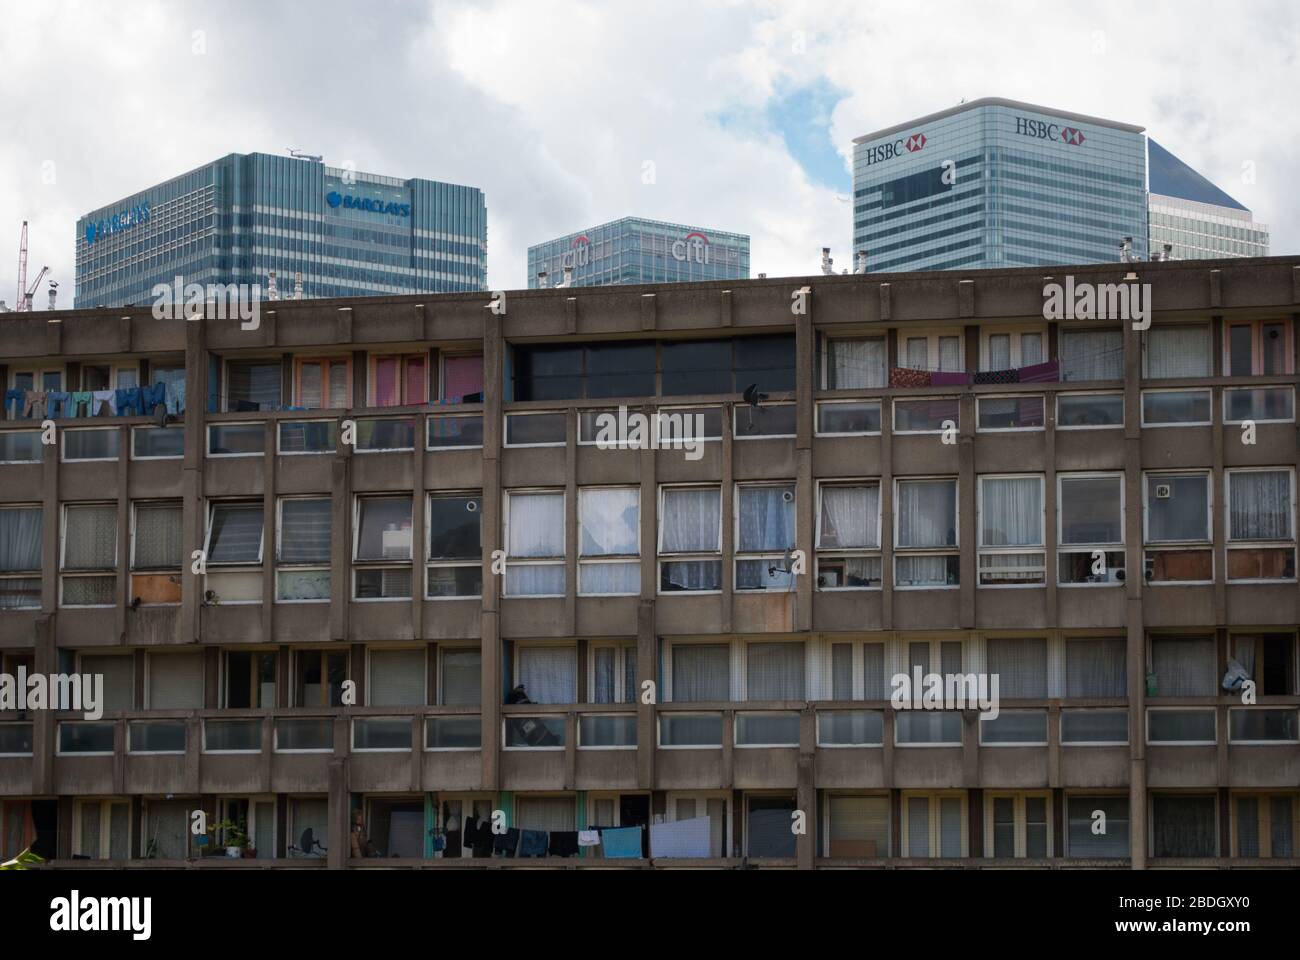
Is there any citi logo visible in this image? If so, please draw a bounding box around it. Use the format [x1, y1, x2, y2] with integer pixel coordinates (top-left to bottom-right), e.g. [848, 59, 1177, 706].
[564, 234, 591, 269]
[1015, 116, 1087, 146]
[862, 131, 926, 166]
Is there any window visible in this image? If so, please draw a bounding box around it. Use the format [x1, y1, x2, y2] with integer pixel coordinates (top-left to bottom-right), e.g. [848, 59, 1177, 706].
[1224, 319, 1291, 377]
[901, 332, 963, 372]
[277, 497, 331, 601]
[61, 503, 117, 606]
[591, 644, 636, 704]
[746, 641, 804, 700]
[1141, 389, 1211, 426]
[815, 400, 881, 436]
[147, 651, 203, 708]
[130, 501, 182, 604]
[978, 475, 1044, 586]
[986, 638, 1047, 698]
[439, 648, 481, 706]
[0, 505, 42, 610]
[747, 794, 797, 858]
[353, 496, 412, 600]
[224, 359, 281, 411]
[1229, 708, 1298, 743]
[503, 490, 564, 597]
[0, 430, 41, 462]
[440, 354, 484, 403]
[1151, 795, 1217, 858]
[735, 483, 796, 592]
[208, 422, 265, 456]
[131, 426, 184, 459]
[10, 368, 64, 394]
[223, 650, 277, 708]
[1061, 709, 1128, 744]
[512, 341, 655, 400]
[204, 502, 264, 603]
[665, 793, 729, 857]
[74, 799, 131, 860]
[895, 478, 958, 587]
[1060, 327, 1122, 381]
[670, 643, 729, 702]
[578, 487, 639, 596]
[658, 486, 722, 592]
[427, 413, 483, 450]
[294, 357, 350, 409]
[504, 412, 566, 447]
[287, 798, 328, 857]
[1066, 638, 1127, 697]
[734, 402, 797, 439]
[294, 650, 347, 707]
[662, 335, 795, 396]
[1150, 635, 1217, 696]
[80, 364, 138, 392]
[815, 481, 880, 590]
[902, 794, 965, 857]
[368, 648, 426, 706]
[824, 795, 889, 857]
[1144, 473, 1212, 583]
[976, 396, 1044, 431]
[79, 654, 133, 713]
[1067, 795, 1129, 858]
[369, 354, 427, 406]
[824, 337, 886, 390]
[986, 794, 1050, 857]
[1229, 633, 1296, 697]
[1224, 386, 1294, 423]
[1056, 392, 1123, 429]
[426, 493, 482, 599]
[515, 644, 577, 703]
[1226, 468, 1295, 581]
[1143, 323, 1211, 378]
[981, 328, 1045, 371]
[278, 419, 338, 454]
[354, 417, 415, 451]
[62, 428, 118, 462]
[828, 640, 888, 701]
[1234, 794, 1297, 858]
[1058, 473, 1124, 585]
[893, 398, 959, 434]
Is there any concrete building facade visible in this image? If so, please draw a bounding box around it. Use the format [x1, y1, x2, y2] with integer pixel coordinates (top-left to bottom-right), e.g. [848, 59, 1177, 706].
[2, 256, 1299, 868]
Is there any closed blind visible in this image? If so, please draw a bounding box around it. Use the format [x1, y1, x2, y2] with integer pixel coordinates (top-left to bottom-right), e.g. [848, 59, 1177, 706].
[133, 502, 182, 569]
[986, 637, 1047, 698]
[148, 653, 203, 708]
[369, 649, 425, 706]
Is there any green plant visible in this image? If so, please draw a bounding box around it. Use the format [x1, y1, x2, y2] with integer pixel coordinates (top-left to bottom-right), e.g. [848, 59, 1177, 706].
[210, 818, 248, 849]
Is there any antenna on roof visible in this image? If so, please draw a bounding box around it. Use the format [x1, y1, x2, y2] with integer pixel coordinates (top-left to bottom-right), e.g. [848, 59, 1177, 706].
[854, 250, 868, 275]
[536, 270, 549, 289]
[287, 148, 324, 163]
[821, 247, 835, 275]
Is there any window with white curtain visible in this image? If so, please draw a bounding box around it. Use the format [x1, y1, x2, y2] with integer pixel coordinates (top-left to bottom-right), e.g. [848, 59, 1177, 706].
[825, 795, 889, 858]
[80, 654, 134, 713]
[981, 328, 1045, 372]
[830, 640, 889, 700]
[591, 644, 636, 703]
[1067, 796, 1129, 857]
[578, 487, 639, 596]
[894, 478, 959, 587]
[74, 799, 131, 860]
[516, 796, 576, 833]
[902, 333, 964, 372]
[61, 503, 117, 607]
[658, 485, 721, 593]
[0, 504, 42, 610]
[439, 648, 480, 706]
[1060, 328, 1122, 382]
[978, 475, 1045, 585]
[516, 644, 577, 703]
[147, 651, 203, 708]
[1226, 468, 1295, 582]
[986, 638, 1047, 698]
[1150, 635, 1217, 696]
[746, 641, 805, 700]
[1066, 638, 1127, 697]
[986, 794, 1049, 858]
[824, 337, 886, 389]
[670, 643, 729, 702]
[1151, 794, 1217, 857]
[1058, 474, 1124, 585]
[1143, 323, 1211, 378]
[504, 490, 564, 597]
[426, 493, 481, 599]
[353, 495, 412, 600]
[1144, 472, 1212, 583]
[277, 497, 331, 602]
[735, 483, 796, 592]
[368, 648, 426, 706]
[816, 481, 881, 590]
[903, 794, 965, 858]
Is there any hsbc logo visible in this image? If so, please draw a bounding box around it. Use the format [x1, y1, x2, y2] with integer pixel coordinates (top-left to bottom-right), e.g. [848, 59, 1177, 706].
[1015, 116, 1087, 146]
[862, 130, 927, 166]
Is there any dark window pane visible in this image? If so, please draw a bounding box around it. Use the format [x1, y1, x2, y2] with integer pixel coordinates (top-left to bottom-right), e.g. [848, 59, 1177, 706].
[428, 496, 481, 560]
[662, 340, 732, 396]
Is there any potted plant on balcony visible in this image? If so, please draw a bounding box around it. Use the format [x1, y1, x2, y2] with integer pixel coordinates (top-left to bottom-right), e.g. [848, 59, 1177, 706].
[210, 819, 248, 858]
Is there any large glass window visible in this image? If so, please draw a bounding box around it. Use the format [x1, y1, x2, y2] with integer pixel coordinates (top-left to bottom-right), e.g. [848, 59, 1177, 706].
[1144, 473, 1212, 583]
[662, 335, 794, 396]
[370, 354, 426, 407]
[0, 505, 42, 610]
[516, 644, 577, 704]
[131, 501, 182, 605]
[1224, 319, 1291, 377]
[512, 342, 655, 401]
[1226, 469, 1295, 581]
[504, 491, 564, 597]
[745, 641, 804, 700]
[1150, 635, 1217, 697]
[1056, 392, 1123, 429]
[277, 497, 331, 602]
[823, 337, 886, 389]
[658, 486, 721, 592]
[735, 483, 796, 592]
[978, 476, 1044, 586]
[61, 504, 117, 606]
[1060, 328, 1122, 382]
[1067, 796, 1129, 858]
[426, 494, 482, 599]
[815, 482, 881, 590]
[578, 487, 639, 596]
[294, 357, 350, 409]
[671, 643, 729, 702]
[1058, 473, 1124, 585]
[353, 496, 412, 600]
[894, 479, 958, 587]
[225, 360, 281, 412]
[1143, 324, 1210, 378]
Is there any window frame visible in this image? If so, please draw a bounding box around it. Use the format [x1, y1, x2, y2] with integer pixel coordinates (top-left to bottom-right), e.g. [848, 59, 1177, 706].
[292, 356, 352, 410]
[1143, 470, 1214, 586]
[503, 410, 568, 449]
[892, 396, 960, 436]
[577, 486, 640, 598]
[351, 494, 414, 602]
[983, 791, 1052, 858]
[221, 357, 282, 413]
[820, 335, 888, 390]
[733, 481, 797, 593]
[975, 394, 1045, 434]
[203, 499, 265, 568]
[129, 425, 184, 461]
[587, 642, 637, 705]
[60, 426, 120, 463]
[1223, 385, 1296, 425]
[898, 330, 965, 373]
[814, 479, 882, 592]
[1140, 387, 1213, 428]
[979, 325, 1047, 372]
[977, 473, 1046, 588]
[1141, 321, 1212, 379]
[814, 398, 883, 438]
[0, 503, 43, 610]
[365, 645, 429, 708]
[1055, 391, 1124, 431]
[657, 483, 723, 596]
[367, 353, 428, 407]
[502, 488, 566, 599]
[1223, 318, 1293, 378]
[1224, 467, 1296, 583]
[899, 791, 968, 859]
[59, 501, 118, 609]
[206, 421, 267, 459]
[275, 495, 332, 604]
[893, 476, 960, 590]
[1056, 472, 1126, 588]
[424, 490, 483, 601]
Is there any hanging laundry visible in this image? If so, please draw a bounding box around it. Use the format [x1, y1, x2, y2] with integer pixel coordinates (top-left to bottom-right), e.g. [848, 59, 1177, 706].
[164, 380, 186, 415]
[548, 831, 579, 858]
[23, 391, 48, 419]
[649, 816, 713, 859]
[463, 815, 480, 847]
[599, 826, 643, 859]
[115, 387, 143, 416]
[140, 383, 167, 415]
[493, 827, 520, 857]
[577, 829, 601, 848]
[889, 367, 932, 388]
[4, 389, 25, 420]
[91, 390, 117, 416]
[70, 391, 93, 417]
[47, 392, 74, 418]
[518, 829, 549, 858]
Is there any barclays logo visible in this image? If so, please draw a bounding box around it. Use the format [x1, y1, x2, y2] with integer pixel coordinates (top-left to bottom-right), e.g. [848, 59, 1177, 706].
[84, 202, 151, 246]
[326, 191, 411, 217]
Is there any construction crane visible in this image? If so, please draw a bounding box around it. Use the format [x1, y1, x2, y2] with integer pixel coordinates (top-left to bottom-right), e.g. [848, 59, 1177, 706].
[286, 148, 323, 163]
[16, 221, 49, 312]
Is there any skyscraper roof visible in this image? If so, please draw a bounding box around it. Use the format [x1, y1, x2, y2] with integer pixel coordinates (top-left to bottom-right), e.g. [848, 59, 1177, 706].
[1149, 139, 1248, 211]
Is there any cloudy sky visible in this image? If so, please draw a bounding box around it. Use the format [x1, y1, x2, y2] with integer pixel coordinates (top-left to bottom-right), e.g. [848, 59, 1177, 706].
[1, 0, 1296, 300]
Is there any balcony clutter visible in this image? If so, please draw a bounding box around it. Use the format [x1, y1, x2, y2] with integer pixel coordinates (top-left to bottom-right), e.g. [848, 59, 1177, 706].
[887, 361, 1060, 387]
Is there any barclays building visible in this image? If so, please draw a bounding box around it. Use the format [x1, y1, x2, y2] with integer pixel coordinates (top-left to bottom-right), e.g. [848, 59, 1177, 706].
[852, 98, 1149, 272]
[75, 152, 487, 307]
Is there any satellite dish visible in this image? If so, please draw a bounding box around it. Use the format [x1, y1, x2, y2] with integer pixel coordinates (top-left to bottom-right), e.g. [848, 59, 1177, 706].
[742, 383, 768, 407]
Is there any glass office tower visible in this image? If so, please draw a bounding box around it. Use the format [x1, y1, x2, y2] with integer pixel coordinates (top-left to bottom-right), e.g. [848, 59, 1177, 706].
[851, 98, 1149, 272]
[1148, 139, 1269, 260]
[75, 153, 487, 307]
[527, 217, 749, 288]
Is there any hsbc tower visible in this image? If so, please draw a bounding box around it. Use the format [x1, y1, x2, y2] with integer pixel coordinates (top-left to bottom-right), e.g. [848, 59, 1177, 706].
[851, 97, 1149, 272]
